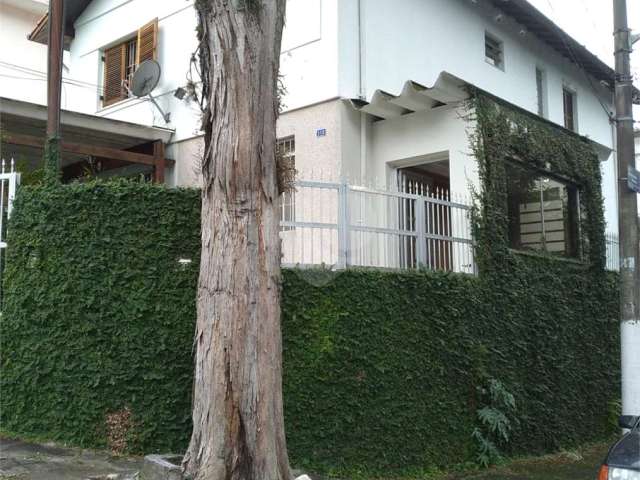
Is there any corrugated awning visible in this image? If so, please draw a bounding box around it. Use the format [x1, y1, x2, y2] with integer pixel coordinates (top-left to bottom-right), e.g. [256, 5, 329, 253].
[349, 72, 469, 120]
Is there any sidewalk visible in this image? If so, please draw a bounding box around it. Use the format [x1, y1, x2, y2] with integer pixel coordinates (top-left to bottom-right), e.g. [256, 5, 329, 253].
[0, 437, 143, 480]
[0, 435, 610, 480]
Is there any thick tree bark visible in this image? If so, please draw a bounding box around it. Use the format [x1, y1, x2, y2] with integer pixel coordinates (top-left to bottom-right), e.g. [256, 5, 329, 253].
[184, 2, 289, 480]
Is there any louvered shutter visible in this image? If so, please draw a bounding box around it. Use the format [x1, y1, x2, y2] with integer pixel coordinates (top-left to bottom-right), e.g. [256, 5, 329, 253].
[136, 18, 158, 64]
[103, 44, 126, 106]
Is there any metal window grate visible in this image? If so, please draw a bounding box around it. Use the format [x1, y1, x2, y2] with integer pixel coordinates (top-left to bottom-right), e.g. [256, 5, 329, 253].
[485, 33, 504, 69]
[277, 137, 296, 231]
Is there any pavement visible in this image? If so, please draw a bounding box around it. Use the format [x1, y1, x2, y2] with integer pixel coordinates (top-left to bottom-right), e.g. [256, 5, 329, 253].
[0, 436, 143, 480]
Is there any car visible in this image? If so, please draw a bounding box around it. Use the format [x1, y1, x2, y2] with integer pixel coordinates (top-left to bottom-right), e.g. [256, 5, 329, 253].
[598, 415, 640, 480]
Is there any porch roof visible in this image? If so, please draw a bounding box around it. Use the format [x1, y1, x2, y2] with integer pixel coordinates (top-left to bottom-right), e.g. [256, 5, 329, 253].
[0, 97, 174, 173]
[1, 97, 174, 146]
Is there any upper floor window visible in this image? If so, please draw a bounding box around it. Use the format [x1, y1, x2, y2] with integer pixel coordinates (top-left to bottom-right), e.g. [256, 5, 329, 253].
[506, 163, 580, 258]
[563, 87, 577, 131]
[102, 18, 158, 107]
[485, 32, 504, 70]
[536, 67, 547, 117]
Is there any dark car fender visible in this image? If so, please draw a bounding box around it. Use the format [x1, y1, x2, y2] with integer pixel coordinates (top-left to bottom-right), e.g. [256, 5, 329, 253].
[605, 429, 640, 471]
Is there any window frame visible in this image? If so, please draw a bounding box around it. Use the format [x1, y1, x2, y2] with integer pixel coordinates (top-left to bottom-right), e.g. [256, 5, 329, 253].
[535, 67, 547, 118]
[100, 18, 158, 109]
[562, 86, 578, 132]
[485, 31, 505, 70]
[277, 136, 296, 231]
[506, 160, 582, 259]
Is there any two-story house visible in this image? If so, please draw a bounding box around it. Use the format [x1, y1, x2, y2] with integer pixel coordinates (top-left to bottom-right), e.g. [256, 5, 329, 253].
[2, 0, 637, 270]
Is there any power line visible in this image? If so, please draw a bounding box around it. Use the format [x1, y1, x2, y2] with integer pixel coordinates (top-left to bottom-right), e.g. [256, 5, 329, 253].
[0, 61, 104, 92]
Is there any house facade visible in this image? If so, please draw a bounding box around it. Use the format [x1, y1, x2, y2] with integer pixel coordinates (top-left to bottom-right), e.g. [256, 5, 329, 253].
[2, 0, 634, 270]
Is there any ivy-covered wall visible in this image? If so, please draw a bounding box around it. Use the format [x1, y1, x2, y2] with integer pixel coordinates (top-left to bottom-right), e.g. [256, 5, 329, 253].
[0, 174, 619, 475]
[467, 90, 607, 272]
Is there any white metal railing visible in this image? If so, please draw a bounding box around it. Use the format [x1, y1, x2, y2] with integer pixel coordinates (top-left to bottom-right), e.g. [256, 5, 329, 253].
[605, 231, 620, 271]
[280, 179, 476, 273]
[0, 159, 21, 304]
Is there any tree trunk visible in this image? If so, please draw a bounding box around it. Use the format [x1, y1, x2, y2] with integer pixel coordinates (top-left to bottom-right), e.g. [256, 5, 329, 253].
[184, 1, 289, 479]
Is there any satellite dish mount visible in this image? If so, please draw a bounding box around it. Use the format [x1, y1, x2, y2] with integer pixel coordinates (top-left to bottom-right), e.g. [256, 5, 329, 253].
[125, 60, 171, 124]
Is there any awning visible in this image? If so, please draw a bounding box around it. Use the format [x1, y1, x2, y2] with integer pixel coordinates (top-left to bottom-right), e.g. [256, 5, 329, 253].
[0, 97, 174, 181]
[349, 72, 469, 120]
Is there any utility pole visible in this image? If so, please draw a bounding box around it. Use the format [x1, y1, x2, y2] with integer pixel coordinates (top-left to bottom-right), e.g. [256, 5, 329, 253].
[45, 0, 65, 176]
[613, 0, 640, 418]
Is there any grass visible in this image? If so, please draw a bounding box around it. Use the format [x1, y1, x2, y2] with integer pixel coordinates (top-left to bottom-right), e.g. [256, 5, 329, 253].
[330, 442, 612, 480]
[443, 444, 608, 480]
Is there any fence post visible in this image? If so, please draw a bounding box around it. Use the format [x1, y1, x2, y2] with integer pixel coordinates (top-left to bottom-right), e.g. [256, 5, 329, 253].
[338, 180, 350, 269]
[415, 196, 427, 267]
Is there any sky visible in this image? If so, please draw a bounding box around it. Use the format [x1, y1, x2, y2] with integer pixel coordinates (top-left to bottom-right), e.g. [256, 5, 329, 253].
[528, 0, 640, 122]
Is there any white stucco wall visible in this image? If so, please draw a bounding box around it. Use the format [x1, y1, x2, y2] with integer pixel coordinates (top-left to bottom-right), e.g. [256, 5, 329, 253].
[66, 0, 200, 142]
[56, 0, 619, 232]
[336, 0, 618, 230]
[0, 0, 50, 105]
[367, 104, 478, 196]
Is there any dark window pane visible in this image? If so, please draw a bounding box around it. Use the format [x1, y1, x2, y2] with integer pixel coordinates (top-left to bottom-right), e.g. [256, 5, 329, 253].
[536, 68, 545, 116]
[563, 88, 575, 131]
[506, 164, 580, 258]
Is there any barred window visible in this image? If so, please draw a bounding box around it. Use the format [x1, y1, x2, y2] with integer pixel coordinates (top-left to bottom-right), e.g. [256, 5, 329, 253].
[278, 137, 296, 231]
[102, 18, 158, 107]
[485, 32, 504, 69]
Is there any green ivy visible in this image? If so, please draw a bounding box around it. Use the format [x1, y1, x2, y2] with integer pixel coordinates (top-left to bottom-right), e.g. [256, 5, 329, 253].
[0, 145, 620, 477]
[466, 90, 607, 272]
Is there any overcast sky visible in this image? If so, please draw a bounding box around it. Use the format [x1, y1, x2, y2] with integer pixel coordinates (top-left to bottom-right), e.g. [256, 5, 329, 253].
[528, 0, 640, 121]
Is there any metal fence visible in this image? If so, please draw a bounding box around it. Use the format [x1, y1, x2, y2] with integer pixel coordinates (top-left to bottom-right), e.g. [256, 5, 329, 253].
[0, 159, 21, 304]
[280, 179, 476, 273]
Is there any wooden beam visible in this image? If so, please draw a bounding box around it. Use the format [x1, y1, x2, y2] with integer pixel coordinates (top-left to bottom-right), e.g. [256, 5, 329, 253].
[4, 133, 174, 167]
[153, 140, 165, 184]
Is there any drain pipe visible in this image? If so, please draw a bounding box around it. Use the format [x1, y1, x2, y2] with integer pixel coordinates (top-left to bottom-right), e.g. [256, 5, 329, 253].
[358, 0, 367, 183]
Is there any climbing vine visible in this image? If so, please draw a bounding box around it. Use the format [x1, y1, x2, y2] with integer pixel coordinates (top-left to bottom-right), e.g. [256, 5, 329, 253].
[466, 89, 607, 272]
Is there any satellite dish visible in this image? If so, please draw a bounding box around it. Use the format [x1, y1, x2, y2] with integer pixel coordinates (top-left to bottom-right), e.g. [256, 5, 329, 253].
[126, 60, 171, 123]
[131, 60, 161, 97]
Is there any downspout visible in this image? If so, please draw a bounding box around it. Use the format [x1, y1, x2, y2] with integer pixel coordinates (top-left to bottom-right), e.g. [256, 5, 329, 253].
[358, 0, 367, 183]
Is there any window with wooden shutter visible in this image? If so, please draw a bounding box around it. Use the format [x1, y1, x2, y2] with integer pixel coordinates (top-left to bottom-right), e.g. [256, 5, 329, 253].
[136, 18, 158, 64]
[103, 44, 126, 106]
[101, 18, 158, 107]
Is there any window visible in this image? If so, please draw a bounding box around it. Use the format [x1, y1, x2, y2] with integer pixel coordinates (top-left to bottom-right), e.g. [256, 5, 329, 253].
[563, 87, 577, 131]
[506, 163, 580, 258]
[102, 18, 158, 107]
[278, 136, 296, 231]
[485, 32, 504, 69]
[536, 67, 546, 117]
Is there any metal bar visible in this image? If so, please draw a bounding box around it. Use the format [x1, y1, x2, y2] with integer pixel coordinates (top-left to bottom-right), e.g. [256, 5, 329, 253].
[415, 198, 427, 267]
[338, 180, 350, 269]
